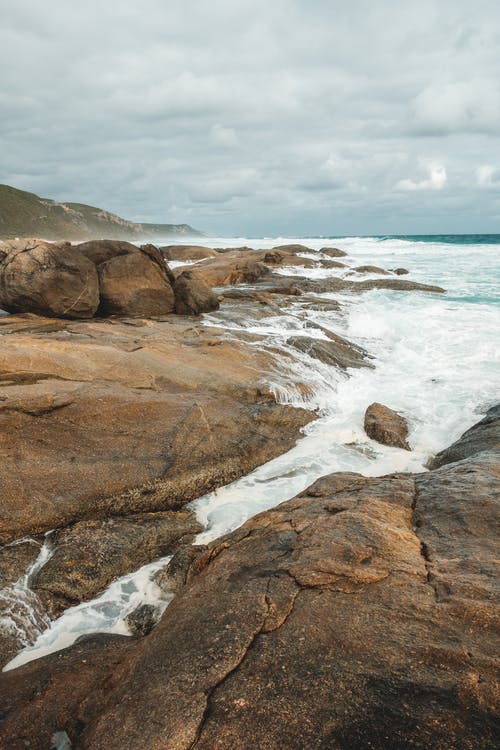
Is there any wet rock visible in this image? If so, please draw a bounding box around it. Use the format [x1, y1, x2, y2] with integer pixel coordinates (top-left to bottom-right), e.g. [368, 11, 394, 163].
[161, 245, 219, 261]
[320, 258, 346, 268]
[1, 414, 498, 749]
[271, 243, 314, 254]
[172, 269, 220, 315]
[64, 455, 500, 748]
[125, 604, 158, 636]
[299, 298, 341, 312]
[287, 334, 371, 369]
[354, 265, 390, 275]
[0, 538, 41, 586]
[391, 267, 409, 275]
[264, 273, 445, 295]
[320, 246, 347, 257]
[428, 403, 500, 469]
[0, 314, 313, 542]
[0, 634, 135, 750]
[364, 402, 410, 450]
[30, 510, 201, 616]
[0, 239, 99, 319]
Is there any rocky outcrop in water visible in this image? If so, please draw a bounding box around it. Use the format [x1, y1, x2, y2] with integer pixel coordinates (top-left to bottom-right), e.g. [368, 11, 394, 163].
[1, 408, 498, 749]
[287, 333, 371, 370]
[364, 402, 411, 450]
[428, 403, 500, 468]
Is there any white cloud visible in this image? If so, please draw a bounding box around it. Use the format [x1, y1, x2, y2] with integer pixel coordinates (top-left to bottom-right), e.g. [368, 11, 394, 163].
[476, 165, 500, 187]
[397, 163, 447, 191]
[412, 79, 500, 134]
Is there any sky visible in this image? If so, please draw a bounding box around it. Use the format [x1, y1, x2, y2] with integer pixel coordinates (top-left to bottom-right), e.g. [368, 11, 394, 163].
[1, 0, 499, 236]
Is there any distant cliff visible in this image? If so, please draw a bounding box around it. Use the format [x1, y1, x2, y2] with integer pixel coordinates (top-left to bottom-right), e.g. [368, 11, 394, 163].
[0, 184, 203, 241]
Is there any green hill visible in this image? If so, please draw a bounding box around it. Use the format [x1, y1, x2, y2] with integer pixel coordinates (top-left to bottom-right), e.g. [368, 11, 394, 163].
[0, 184, 203, 241]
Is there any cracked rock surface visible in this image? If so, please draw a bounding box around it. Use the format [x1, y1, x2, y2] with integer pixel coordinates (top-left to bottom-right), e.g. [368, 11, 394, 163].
[1, 408, 498, 749]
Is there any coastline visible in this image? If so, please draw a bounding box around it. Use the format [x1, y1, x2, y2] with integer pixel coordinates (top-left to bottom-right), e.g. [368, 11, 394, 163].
[0, 237, 498, 748]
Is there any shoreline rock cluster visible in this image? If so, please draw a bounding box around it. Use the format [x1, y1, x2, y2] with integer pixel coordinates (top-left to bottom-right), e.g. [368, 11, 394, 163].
[0, 405, 498, 749]
[2, 238, 492, 749]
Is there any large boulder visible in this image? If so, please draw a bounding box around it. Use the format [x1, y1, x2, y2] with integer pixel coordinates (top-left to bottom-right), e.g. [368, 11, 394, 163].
[173, 270, 220, 315]
[320, 246, 348, 257]
[364, 402, 410, 450]
[75, 239, 138, 266]
[97, 246, 175, 316]
[0, 239, 99, 319]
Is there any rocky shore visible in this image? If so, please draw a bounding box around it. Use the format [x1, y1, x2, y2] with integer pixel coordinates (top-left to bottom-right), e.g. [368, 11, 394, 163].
[1, 239, 497, 749]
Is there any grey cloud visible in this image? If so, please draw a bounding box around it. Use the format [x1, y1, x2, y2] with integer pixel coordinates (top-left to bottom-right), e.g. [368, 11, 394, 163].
[1, 0, 499, 234]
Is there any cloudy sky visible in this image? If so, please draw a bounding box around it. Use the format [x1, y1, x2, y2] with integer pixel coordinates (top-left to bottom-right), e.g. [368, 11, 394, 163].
[1, 0, 499, 235]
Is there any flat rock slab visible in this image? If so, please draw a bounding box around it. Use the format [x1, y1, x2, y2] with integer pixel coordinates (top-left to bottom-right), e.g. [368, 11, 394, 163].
[0, 314, 313, 542]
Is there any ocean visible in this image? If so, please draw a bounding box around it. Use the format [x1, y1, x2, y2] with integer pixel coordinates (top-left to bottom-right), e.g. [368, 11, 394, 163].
[5, 234, 499, 668]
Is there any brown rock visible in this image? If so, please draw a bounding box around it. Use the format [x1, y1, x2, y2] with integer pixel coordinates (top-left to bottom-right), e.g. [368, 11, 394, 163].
[30, 510, 201, 616]
[391, 267, 409, 275]
[75, 239, 138, 266]
[0, 239, 99, 319]
[428, 404, 500, 469]
[0, 634, 136, 750]
[354, 265, 391, 275]
[0, 314, 312, 542]
[263, 273, 445, 295]
[287, 334, 371, 370]
[364, 402, 410, 450]
[161, 245, 219, 261]
[125, 604, 159, 636]
[320, 246, 348, 257]
[320, 258, 346, 268]
[172, 270, 220, 315]
[179, 257, 270, 288]
[1, 416, 498, 749]
[271, 243, 314, 254]
[97, 248, 175, 316]
[31, 456, 500, 748]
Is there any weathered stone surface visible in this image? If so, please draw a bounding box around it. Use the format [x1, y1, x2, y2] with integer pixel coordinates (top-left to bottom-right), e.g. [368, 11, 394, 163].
[75, 239, 138, 267]
[0, 314, 312, 542]
[0, 414, 498, 749]
[364, 402, 410, 450]
[0, 538, 41, 587]
[0, 239, 99, 319]
[288, 334, 370, 370]
[391, 267, 409, 275]
[320, 258, 346, 268]
[264, 273, 445, 295]
[320, 246, 348, 257]
[31, 510, 201, 615]
[83, 455, 499, 749]
[428, 404, 500, 469]
[125, 604, 159, 636]
[173, 270, 220, 315]
[178, 257, 270, 288]
[97, 248, 175, 316]
[0, 634, 136, 750]
[354, 265, 390, 275]
[161, 245, 219, 261]
[271, 243, 314, 254]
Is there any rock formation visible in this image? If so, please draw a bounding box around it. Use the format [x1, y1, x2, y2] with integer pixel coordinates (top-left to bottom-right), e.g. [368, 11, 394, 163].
[0, 239, 99, 318]
[364, 402, 411, 450]
[0, 408, 498, 749]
